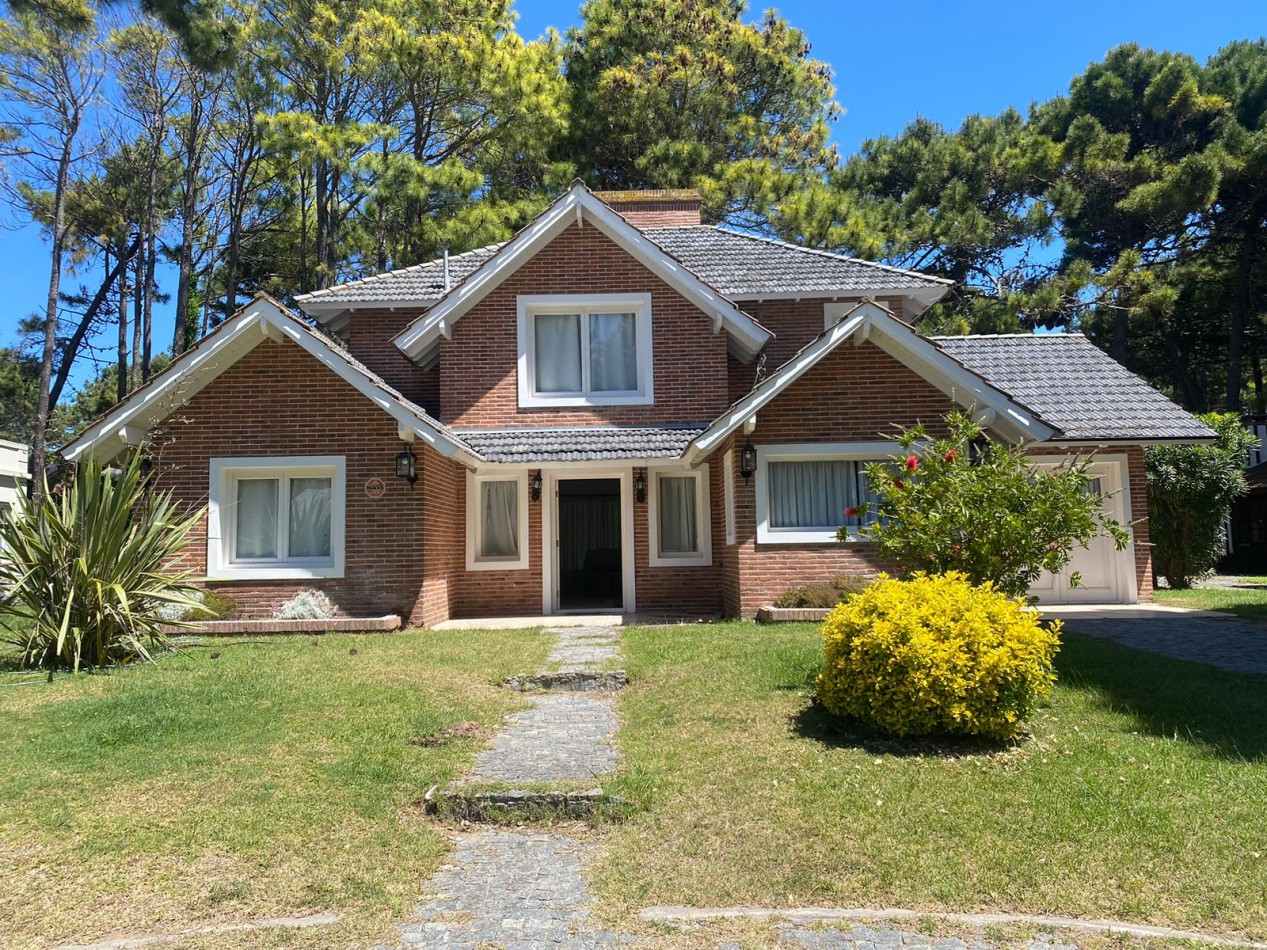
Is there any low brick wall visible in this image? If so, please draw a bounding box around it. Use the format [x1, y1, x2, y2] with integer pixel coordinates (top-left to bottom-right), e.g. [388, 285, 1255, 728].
[756, 606, 832, 623]
[164, 615, 402, 636]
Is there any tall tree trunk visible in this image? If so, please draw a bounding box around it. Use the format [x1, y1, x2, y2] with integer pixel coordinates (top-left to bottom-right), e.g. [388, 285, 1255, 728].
[131, 244, 144, 390]
[174, 93, 204, 355]
[31, 132, 75, 496]
[1227, 226, 1260, 411]
[117, 248, 129, 403]
[314, 154, 330, 290]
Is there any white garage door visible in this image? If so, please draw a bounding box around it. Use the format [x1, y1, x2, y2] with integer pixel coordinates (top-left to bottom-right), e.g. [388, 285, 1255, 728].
[1028, 456, 1137, 605]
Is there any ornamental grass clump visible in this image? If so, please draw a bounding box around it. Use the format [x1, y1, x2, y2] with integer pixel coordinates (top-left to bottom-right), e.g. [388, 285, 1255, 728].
[0, 452, 205, 672]
[817, 572, 1061, 740]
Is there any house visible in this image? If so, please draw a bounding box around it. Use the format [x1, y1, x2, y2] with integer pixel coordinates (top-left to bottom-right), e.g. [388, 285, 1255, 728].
[0, 439, 29, 517]
[61, 185, 1214, 623]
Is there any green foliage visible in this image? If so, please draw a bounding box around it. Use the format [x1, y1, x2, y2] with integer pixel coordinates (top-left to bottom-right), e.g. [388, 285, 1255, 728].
[562, 0, 839, 227]
[199, 589, 237, 619]
[817, 572, 1061, 740]
[851, 411, 1129, 597]
[1145, 412, 1255, 589]
[773, 574, 870, 609]
[0, 451, 205, 672]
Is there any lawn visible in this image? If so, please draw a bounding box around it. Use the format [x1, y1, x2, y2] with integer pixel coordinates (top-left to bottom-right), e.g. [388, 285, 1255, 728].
[1155, 583, 1267, 620]
[0, 628, 550, 950]
[597, 621, 1267, 941]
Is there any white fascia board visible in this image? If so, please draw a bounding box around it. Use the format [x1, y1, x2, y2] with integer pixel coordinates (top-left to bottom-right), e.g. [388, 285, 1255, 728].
[392, 184, 773, 363]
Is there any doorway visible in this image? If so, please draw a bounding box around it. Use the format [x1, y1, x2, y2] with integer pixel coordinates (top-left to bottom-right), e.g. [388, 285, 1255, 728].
[556, 478, 623, 611]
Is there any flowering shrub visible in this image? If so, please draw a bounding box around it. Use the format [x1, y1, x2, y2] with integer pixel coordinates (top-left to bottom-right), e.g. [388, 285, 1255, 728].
[817, 572, 1061, 740]
[845, 411, 1129, 597]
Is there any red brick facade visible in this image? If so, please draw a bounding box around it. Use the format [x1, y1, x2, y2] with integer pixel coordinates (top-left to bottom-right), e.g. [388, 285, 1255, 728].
[144, 212, 1154, 625]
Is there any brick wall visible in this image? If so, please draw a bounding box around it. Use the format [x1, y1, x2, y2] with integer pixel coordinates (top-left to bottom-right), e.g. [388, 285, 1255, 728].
[594, 190, 702, 229]
[632, 465, 724, 615]
[345, 308, 439, 415]
[439, 221, 731, 429]
[151, 338, 434, 622]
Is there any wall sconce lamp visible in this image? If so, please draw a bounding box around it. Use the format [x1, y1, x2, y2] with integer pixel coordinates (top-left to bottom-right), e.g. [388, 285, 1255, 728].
[530, 471, 542, 502]
[634, 471, 647, 504]
[740, 437, 757, 479]
[967, 435, 990, 467]
[395, 443, 418, 485]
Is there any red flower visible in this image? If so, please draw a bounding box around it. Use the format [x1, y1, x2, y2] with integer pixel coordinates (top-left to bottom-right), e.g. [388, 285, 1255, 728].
[905, 455, 919, 471]
[945, 449, 959, 462]
[844, 506, 858, 516]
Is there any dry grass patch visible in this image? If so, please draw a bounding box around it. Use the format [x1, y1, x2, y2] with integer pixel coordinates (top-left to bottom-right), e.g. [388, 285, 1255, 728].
[595, 622, 1267, 941]
[0, 628, 549, 950]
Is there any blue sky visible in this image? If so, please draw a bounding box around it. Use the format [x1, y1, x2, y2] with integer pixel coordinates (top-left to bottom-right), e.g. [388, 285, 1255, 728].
[0, 0, 1262, 391]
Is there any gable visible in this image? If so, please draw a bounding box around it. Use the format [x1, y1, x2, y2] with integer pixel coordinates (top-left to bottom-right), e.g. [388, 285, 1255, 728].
[392, 184, 772, 367]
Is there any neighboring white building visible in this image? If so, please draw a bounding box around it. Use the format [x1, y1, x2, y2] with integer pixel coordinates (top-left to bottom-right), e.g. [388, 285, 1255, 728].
[0, 439, 30, 521]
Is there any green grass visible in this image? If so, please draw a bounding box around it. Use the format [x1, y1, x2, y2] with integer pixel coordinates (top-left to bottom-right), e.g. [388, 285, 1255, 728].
[596, 622, 1267, 940]
[0, 629, 551, 950]
[1155, 585, 1267, 620]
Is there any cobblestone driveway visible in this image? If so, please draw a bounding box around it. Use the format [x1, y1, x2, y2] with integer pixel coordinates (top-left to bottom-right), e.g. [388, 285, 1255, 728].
[1057, 610, 1267, 675]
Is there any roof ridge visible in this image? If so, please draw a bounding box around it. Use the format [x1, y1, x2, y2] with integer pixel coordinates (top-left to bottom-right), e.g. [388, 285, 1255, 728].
[295, 244, 505, 301]
[662, 225, 954, 287]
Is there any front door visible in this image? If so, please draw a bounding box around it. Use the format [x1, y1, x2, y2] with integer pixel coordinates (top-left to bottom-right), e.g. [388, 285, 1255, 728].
[556, 477, 623, 611]
[1028, 458, 1135, 605]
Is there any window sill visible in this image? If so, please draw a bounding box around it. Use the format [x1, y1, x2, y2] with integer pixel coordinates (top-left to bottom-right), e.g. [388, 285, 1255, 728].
[648, 552, 712, 568]
[519, 393, 654, 408]
[756, 528, 870, 545]
[206, 563, 343, 580]
[466, 556, 530, 572]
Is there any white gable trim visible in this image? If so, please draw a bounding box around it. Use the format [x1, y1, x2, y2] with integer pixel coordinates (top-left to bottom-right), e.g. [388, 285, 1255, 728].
[61, 296, 481, 467]
[682, 301, 1055, 465]
[392, 184, 772, 365]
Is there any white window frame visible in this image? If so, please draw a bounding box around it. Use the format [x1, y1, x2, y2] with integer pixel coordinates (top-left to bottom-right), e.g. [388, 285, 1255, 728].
[516, 293, 654, 407]
[466, 470, 530, 571]
[756, 442, 891, 545]
[723, 449, 736, 545]
[648, 464, 712, 567]
[208, 456, 346, 579]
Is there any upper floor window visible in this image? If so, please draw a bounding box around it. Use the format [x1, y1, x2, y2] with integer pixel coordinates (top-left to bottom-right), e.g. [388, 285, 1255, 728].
[517, 293, 653, 407]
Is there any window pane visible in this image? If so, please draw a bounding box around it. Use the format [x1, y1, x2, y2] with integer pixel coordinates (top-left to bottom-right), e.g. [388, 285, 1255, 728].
[534, 313, 582, 393]
[235, 478, 278, 559]
[589, 311, 638, 392]
[289, 477, 332, 558]
[658, 475, 698, 554]
[480, 480, 519, 558]
[769, 460, 873, 529]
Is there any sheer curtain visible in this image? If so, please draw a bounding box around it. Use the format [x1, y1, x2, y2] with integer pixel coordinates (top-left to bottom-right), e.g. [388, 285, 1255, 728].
[534, 313, 582, 393]
[769, 460, 875, 529]
[289, 477, 332, 558]
[658, 475, 698, 555]
[589, 311, 637, 392]
[235, 478, 278, 558]
[480, 480, 519, 558]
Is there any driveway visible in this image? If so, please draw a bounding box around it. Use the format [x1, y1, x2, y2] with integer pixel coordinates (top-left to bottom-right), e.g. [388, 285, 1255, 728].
[1042, 604, 1267, 675]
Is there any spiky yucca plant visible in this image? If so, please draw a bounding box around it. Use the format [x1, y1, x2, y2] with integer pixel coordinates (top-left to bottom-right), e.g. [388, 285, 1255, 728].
[0, 452, 206, 672]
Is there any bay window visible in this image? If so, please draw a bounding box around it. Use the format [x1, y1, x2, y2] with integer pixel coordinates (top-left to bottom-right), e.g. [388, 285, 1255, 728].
[208, 456, 345, 578]
[649, 465, 711, 566]
[517, 294, 653, 406]
[756, 443, 886, 544]
[467, 470, 529, 570]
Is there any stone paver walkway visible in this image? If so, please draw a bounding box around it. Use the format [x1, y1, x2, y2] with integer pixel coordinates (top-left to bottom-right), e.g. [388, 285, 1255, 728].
[466, 693, 618, 784]
[549, 626, 622, 672]
[1062, 613, 1267, 675]
[774, 924, 1078, 950]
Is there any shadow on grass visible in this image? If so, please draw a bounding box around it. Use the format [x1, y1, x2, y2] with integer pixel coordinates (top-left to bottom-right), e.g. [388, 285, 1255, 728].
[790, 696, 1016, 759]
[1056, 632, 1267, 761]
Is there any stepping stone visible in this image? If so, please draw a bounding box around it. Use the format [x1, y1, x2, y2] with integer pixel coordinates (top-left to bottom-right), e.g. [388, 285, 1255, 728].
[503, 670, 628, 692]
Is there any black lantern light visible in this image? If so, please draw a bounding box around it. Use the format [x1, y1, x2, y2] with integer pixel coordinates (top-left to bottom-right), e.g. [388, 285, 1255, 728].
[967, 434, 989, 467]
[395, 443, 418, 484]
[634, 471, 647, 504]
[740, 437, 757, 479]
[530, 471, 543, 502]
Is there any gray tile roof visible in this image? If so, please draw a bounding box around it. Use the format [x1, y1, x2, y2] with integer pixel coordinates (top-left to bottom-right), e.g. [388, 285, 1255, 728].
[455, 426, 707, 464]
[644, 226, 952, 298]
[934, 334, 1216, 442]
[292, 226, 948, 310]
[295, 244, 503, 307]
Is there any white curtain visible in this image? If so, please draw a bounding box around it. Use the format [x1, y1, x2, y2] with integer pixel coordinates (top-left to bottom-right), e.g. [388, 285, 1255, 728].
[235, 478, 278, 559]
[480, 480, 519, 558]
[289, 477, 332, 558]
[768, 460, 876, 529]
[534, 313, 582, 393]
[658, 475, 698, 554]
[589, 311, 637, 392]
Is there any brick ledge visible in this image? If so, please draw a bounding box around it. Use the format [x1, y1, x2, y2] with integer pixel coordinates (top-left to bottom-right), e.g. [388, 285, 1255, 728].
[165, 615, 402, 636]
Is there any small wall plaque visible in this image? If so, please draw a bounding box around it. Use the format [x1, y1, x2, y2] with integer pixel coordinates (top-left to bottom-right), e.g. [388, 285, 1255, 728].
[364, 477, 386, 499]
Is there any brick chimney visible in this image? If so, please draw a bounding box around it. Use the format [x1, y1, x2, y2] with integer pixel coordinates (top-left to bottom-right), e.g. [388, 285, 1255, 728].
[594, 188, 702, 228]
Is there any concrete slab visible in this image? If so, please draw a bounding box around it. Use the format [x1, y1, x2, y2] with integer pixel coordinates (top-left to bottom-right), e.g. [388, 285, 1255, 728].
[1036, 603, 1227, 621]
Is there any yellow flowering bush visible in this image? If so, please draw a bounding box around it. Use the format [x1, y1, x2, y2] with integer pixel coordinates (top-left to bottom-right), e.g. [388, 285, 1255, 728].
[816, 572, 1060, 740]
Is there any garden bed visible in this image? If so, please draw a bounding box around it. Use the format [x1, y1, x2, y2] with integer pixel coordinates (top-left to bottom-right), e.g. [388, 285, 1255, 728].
[161, 614, 401, 636]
